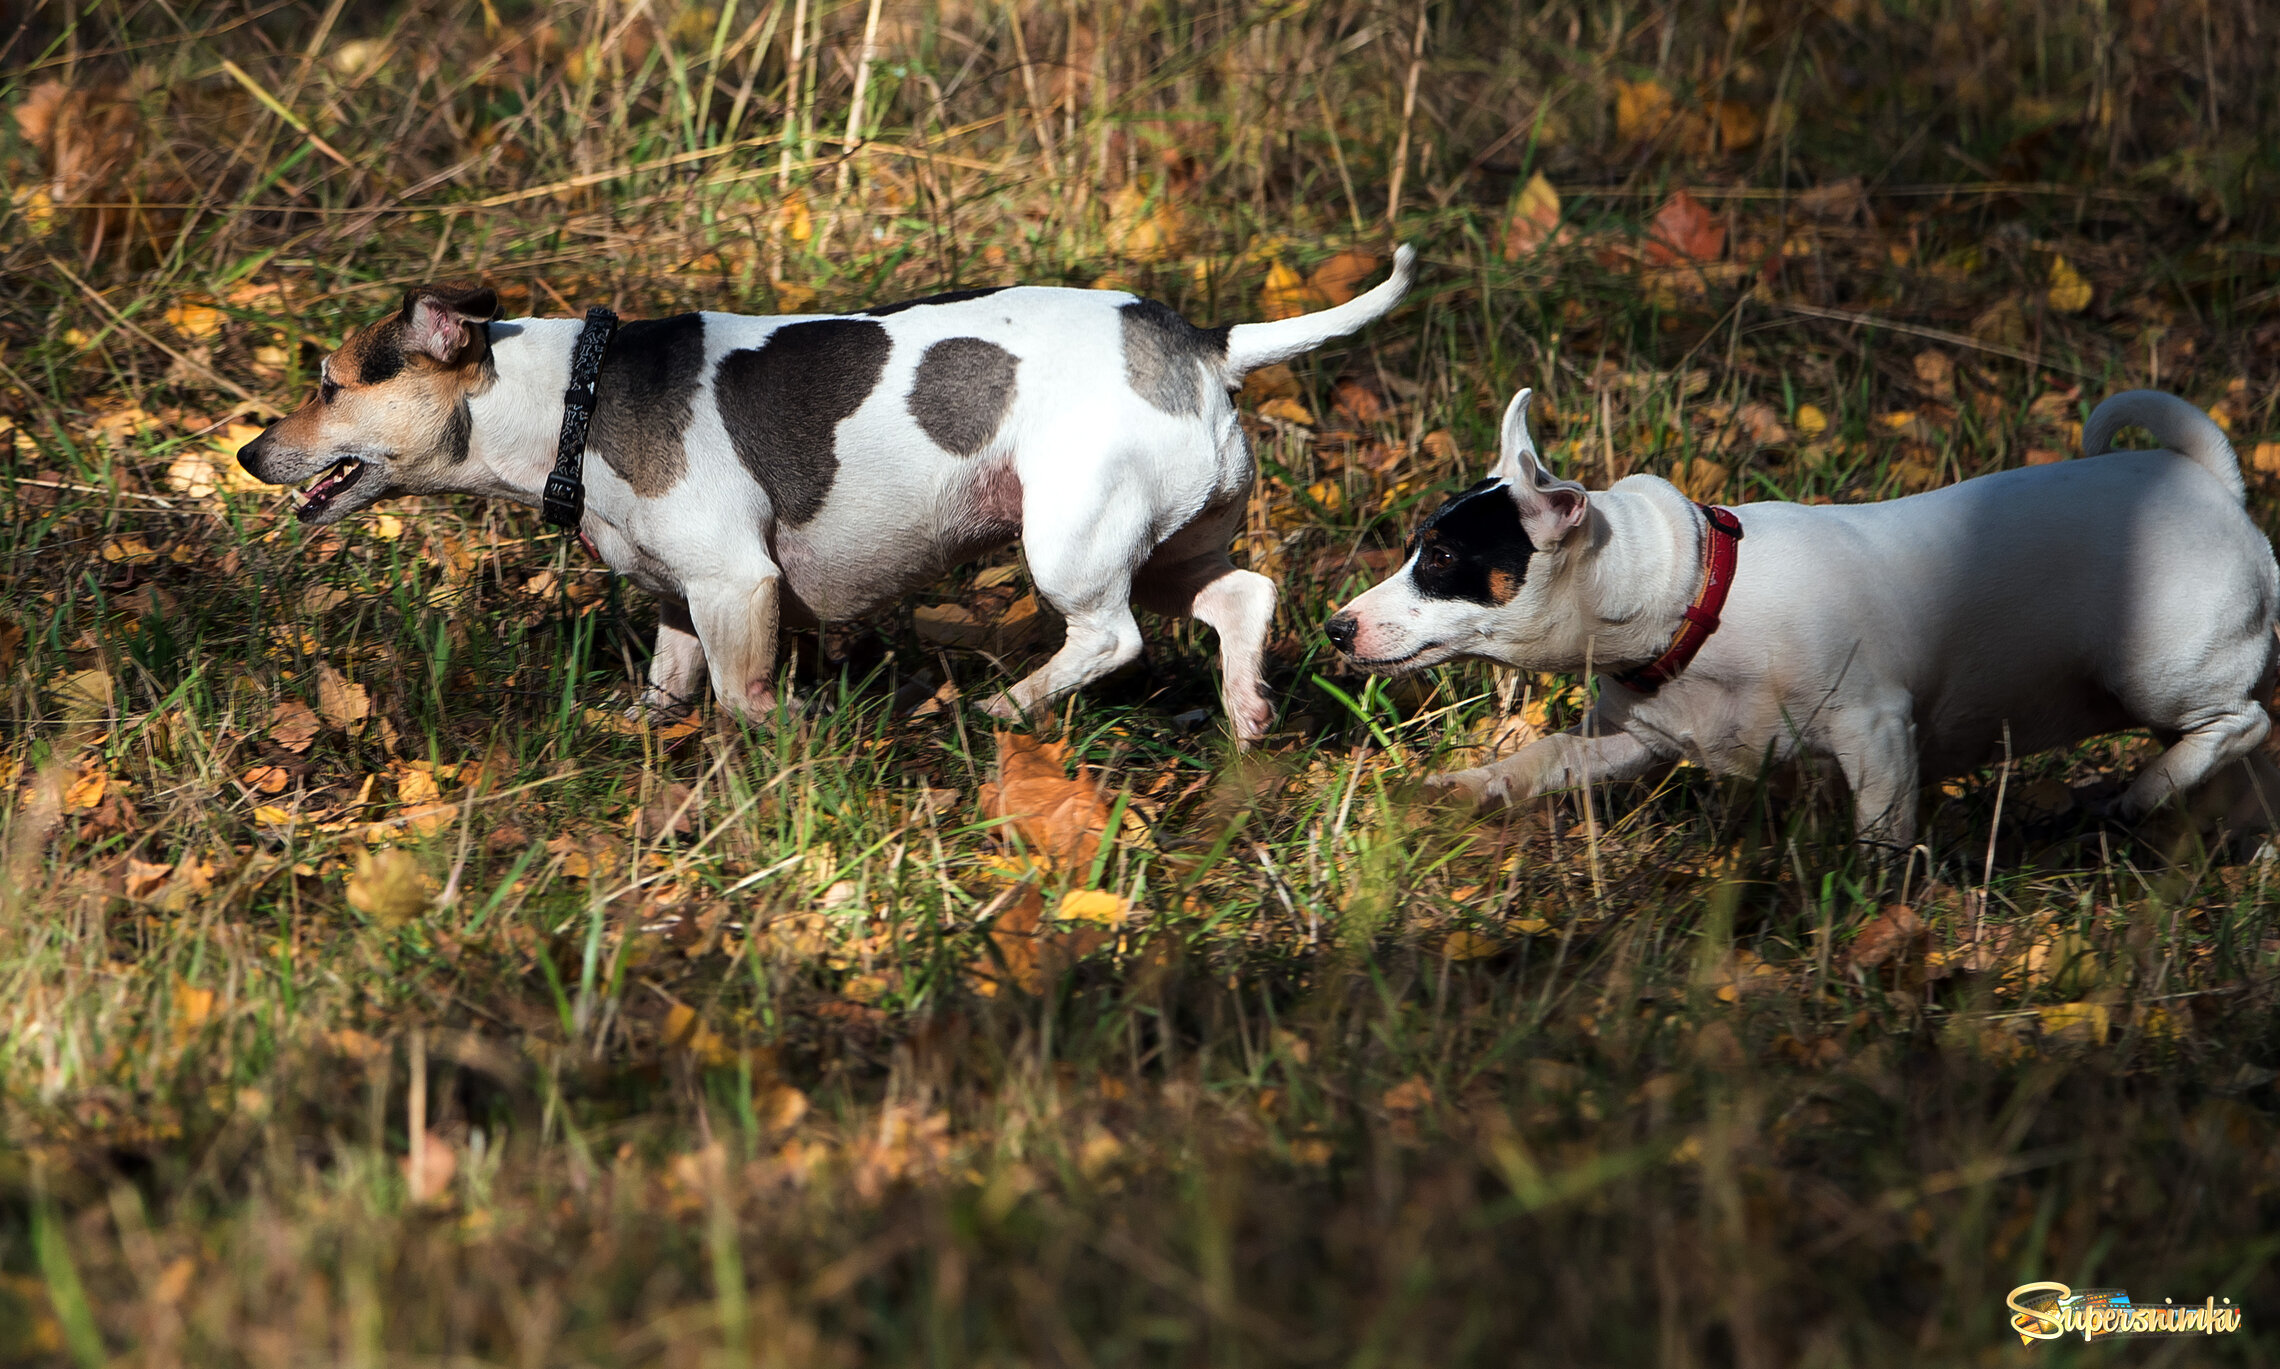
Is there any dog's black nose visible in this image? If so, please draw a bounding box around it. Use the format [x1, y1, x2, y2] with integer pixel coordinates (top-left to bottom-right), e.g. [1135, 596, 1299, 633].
[237, 429, 274, 479]
[1324, 612, 1358, 654]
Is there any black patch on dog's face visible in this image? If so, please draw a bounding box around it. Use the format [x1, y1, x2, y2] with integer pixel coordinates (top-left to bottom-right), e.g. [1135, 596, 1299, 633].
[907, 337, 1018, 456]
[716, 318, 892, 525]
[1408, 479, 1534, 605]
[1120, 299, 1230, 416]
[593, 313, 706, 497]
[860, 286, 1008, 318]
[355, 321, 408, 385]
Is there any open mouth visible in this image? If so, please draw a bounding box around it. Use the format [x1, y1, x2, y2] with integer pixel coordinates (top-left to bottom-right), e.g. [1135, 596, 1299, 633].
[296, 458, 365, 521]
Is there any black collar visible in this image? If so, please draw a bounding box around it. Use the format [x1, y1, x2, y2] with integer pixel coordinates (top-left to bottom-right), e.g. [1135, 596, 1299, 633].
[542, 306, 619, 529]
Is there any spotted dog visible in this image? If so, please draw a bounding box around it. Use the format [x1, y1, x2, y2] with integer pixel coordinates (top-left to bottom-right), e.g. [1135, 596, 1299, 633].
[240, 250, 1414, 740]
[1326, 386, 2279, 850]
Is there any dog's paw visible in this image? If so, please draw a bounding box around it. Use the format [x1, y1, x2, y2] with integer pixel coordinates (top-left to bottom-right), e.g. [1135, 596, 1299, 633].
[980, 694, 1024, 724]
[1422, 767, 1496, 809]
[627, 688, 696, 726]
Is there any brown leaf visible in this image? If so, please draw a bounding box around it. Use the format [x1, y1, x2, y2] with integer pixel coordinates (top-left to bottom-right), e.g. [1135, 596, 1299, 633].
[635, 783, 697, 843]
[977, 731, 1111, 871]
[1239, 363, 1302, 404]
[1706, 99, 1762, 150]
[1848, 904, 1924, 970]
[315, 663, 370, 731]
[1671, 457, 1730, 502]
[1260, 259, 1329, 321]
[1794, 176, 1869, 224]
[1308, 250, 1382, 306]
[268, 699, 320, 753]
[346, 848, 430, 928]
[973, 883, 1114, 997]
[1331, 377, 1390, 426]
[1911, 349, 1956, 401]
[1645, 190, 1725, 266]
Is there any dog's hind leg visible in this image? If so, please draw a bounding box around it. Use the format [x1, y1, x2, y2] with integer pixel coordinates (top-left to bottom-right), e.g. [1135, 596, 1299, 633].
[633, 597, 707, 719]
[1134, 556, 1276, 743]
[686, 572, 785, 723]
[2114, 702, 2271, 821]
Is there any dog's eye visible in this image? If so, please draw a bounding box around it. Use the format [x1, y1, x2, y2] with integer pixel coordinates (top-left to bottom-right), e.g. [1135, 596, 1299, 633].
[1419, 546, 1453, 572]
[319, 378, 341, 404]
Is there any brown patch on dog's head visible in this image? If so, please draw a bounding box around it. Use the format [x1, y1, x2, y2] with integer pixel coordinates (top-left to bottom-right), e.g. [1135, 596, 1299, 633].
[1486, 567, 1520, 604]
[237, 284, 502, 525]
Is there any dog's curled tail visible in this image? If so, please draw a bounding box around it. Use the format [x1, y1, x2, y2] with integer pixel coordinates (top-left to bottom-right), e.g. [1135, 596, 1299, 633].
[1220, 244, 1416, 379]
[2083, 389, 2246, 504]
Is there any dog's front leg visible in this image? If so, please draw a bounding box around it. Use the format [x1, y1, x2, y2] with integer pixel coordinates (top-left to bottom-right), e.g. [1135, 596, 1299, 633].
[1833, 711, 1921, 854]
[1427, 725, 1663, 811]
[685, 572, 785, 723]
[632, 597, 707, 720]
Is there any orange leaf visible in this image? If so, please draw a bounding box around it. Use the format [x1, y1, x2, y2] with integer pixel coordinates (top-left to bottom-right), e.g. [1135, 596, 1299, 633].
[1307, 250, 1381, 306]
[1646, 190, 1724, 266]
[977, 731, 1111, 871]
[267, 699, 320, 753]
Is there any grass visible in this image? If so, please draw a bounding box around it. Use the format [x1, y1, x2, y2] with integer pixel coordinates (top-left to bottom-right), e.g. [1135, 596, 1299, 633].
[3, 0, 2280, 1363]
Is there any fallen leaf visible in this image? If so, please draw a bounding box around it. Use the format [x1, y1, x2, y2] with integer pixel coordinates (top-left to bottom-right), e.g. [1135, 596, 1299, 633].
[771, 279, 818, 311]
[1331, 377, 1389, 425]
[777, 191, 812, 243]
[345, 848, 430, 928]
[63, 766, 108, 811]
[1968, 297, 2027, 347]
[242, 765, 291, 794]
[1707, 99, 1762, 150]
[164, 300, 224, 339]
[662, 1001, 735, 1066]
[1502, 171, 1564, 259]
[1848, 904, 1923, 970]
[395, 765, 441, 805]
[2023, 447, 2066, 466]
[1056, 888, 1129, 927]
[170, 981, 215, 1047]
[1239, 363, 1301, 404]
[1381, 1076, 1434, 1112]
[56, 668, 114, 724]
[634, 783, 697, 842]
[125, 857, 173, 899]
[1256, 396, 1315, 426]
[2046, 254, 2092, 314]
[1615, 79, 1675, 142]
[975, 883, 1112, 997]
[2250, 442, 2280, 478]
[977, 732, 1111, 871]
[1259, 258, 1327, 321]
[1912, 349, 1956, 400]
[1103, 178, 1187, 262]
[1645, 190, 1724, 266]
[1670, 456, 1729, 501]
[315, 663, 369, 730]
[1443, 929, 1499, 960]
[1735, 400, 1788, 445]
[1308, 249, 1381, 305]
[267, 699, 319, 753]
[2036, 1000, 2110, 1046]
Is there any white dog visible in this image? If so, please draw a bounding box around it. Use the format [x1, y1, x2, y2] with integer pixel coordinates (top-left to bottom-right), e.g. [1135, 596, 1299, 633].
[1326, 386, 2279, 850]
[240, 248, 1414, 741]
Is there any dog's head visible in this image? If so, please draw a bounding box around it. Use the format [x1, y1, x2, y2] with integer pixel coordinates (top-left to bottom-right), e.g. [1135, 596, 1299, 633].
[239, 285, 499, 524]
[1325, 387, 1599, 673]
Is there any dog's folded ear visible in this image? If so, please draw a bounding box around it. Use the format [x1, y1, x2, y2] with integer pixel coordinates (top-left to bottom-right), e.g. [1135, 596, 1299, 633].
[400, 285, 500, 368]
[1491, 387, 1589, 548]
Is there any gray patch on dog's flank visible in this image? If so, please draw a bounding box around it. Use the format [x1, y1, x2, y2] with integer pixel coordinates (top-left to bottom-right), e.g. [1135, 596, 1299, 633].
[1119, 300, 1230, 416]
[907, 337, 1018, 456]
[715, 318, 892, 525]
[592, 314, 706, 497]
[444, 397, 472, 463]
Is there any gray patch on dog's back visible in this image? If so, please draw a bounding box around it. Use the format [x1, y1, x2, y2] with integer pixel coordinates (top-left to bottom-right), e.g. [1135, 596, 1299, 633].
[861, 286, 1007, 318]
[444, 398, 472, 463]
[716, 318, 892, 525]
[1119, 300, 1230, 416]
[592, 314, 706, 497]
[908, 337, 1018, 456]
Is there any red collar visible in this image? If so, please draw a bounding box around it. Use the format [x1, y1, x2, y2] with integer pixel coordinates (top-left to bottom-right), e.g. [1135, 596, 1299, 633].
[1610, 504, 1743, 695]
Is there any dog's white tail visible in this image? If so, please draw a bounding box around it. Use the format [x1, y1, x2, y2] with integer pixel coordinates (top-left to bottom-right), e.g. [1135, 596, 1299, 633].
[1220, 244, 1416, 379]
[2082, 388, 2246, 504]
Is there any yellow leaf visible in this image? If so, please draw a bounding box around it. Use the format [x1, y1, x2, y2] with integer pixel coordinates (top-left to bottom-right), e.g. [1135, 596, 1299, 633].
[1615, 79, 1674, 141]
[2046, 255, 2092, 314]
[1056, 889, 1129, 927]
[395, 766, 442, 805]
[1671, 456, 1729, 502]
[1257, 396, 1315, 426]
[252, 803, 297, 825]
[2250, 442, 2280, 477]
[1443, 930, 1499, 961]
[1707, 99, 1762, 150]
[171, 982, 216, 1046]
[771, 279, 817, 311]
[125, 858, 174, 900]
[1259, 258, 1325, 321]
[1794, 403, 1829, 436]
[2036, 1000, 2110, 1046]
[1103, 180, 1188, 263]
[63, 767, 108, 811]
[1501, 171, 1563, 258]
[777, 192, 812, 243]
[56, 668, 114, 724]
[164, 301, 225, 339]
[345, 848, 430, 928]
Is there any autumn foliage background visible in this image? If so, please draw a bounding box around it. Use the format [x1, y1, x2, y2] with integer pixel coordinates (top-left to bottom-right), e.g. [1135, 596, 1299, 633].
[4, 1, 2280, 1364]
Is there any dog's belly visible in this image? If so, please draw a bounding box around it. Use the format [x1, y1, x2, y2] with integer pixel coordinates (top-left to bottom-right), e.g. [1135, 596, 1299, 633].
[1913, 679, 2136, 778]
[772, 458, 1024, 619]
